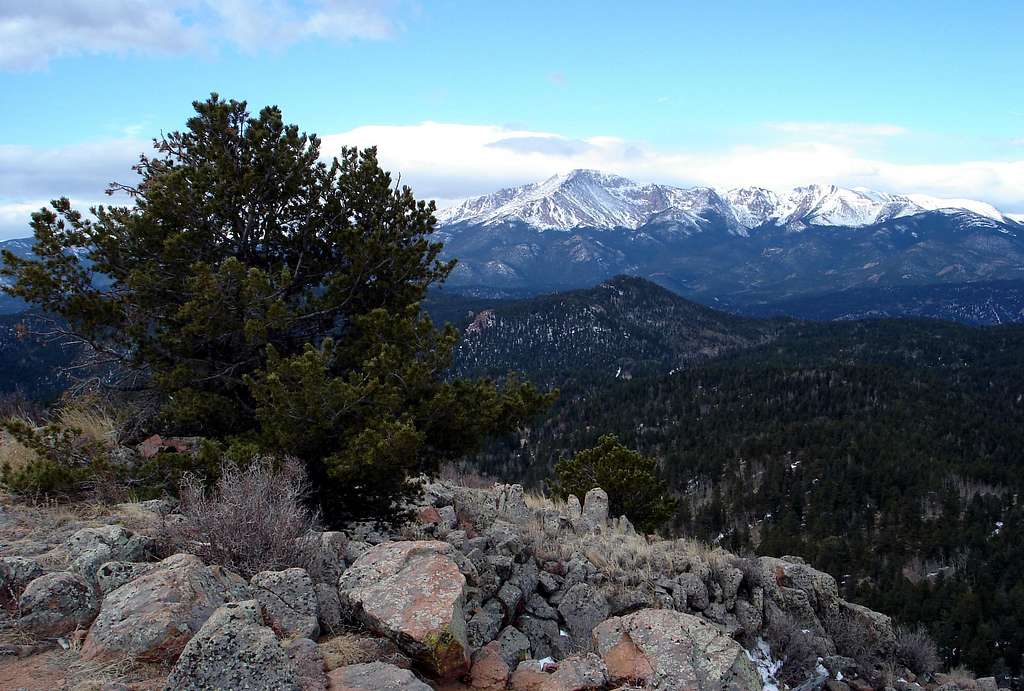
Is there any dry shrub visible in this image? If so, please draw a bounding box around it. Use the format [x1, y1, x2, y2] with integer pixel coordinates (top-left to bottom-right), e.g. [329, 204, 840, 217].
[438, 461, 494, 489]
[163, 456, 321, 579]
[765, 612, 819, 686]
[937, 666, 977, 688]
[895, 624, 941, 677]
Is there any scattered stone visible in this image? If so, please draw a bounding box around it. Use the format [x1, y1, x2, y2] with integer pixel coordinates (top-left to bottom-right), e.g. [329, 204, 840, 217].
[467, 599, 505, 649]
[17, 572, 98, 636]
[510, 654, 608, 691]
[81, 553, 248, 661]
[327, 661, 431, 691]
[496, 625, 532, 667]
[314, 582, 342, 634]
[337, 540, 470, 680]
[556, 583, 609, 645]
[250, 567, 320, 639]
[580, 488, 608, 533]
[593, 608, 760, 689]
[515, 614, 568, 661]
[286, 636, 328, 691]
[164, 600, 300, 691]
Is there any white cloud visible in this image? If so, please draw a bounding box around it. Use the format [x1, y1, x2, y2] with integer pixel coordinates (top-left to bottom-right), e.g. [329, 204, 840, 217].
[0, 0, 396, 70]
[322, 121, 1024, 213]
[766, 121, 908, 139]
[4, 120, 1024, 240]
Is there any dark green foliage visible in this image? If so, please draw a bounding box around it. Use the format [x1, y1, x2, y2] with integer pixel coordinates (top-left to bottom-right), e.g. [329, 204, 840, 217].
[0, 417, 104, 496]
[457, 305, 1024, 675]
[551, 433, 677, 533]
[0, 95, 552, 522]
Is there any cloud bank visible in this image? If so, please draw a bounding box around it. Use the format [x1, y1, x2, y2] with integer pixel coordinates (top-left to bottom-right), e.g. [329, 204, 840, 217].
[3, 120, 1023, 239]
[0, 0, 396, 70]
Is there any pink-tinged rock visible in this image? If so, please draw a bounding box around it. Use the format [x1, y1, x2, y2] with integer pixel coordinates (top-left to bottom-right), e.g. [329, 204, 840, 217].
[417, 506, 443, 525]
[17, 572, 98, 636]
[509, 655, 607, 691]
[337, 541, 470, 681]
[592, 609, 759, 690]
[469, 641, 510, 690]
[136, 434, 201, 460]
[81, 553, 248, 662]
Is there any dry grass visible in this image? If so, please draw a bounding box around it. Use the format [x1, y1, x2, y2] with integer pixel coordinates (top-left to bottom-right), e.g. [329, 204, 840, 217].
[438, 462, 495, 489]
[518, 512, 711, 588]
[0, 431, 38, 476]
[61, 648, 167, 690]
[523, 488, 566, 511]
[937, 666, 978, 688]
[320, 634, 370, 670]
[56, 401, 119, 448]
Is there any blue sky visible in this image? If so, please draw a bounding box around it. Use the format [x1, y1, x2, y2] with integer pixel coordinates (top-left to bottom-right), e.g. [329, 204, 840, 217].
[2, 0, 1023, 238]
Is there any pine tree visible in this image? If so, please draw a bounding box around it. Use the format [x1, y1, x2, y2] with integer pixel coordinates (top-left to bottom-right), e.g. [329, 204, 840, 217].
[1, 95, 554, 522]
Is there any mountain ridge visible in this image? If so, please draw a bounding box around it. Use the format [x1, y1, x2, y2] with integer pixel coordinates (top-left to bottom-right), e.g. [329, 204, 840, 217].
[437, 169, 1020, 233]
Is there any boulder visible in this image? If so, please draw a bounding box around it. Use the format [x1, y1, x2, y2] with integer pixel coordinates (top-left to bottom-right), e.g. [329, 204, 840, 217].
[467, 599, 505, 649]
[66, 525, 152, 585]
[17, 571, 98, 636]
[164, 600, 301, 691]
[251, 567, 320, 639]
[0, 556, 43, 606]
[327, 661, 431, 691]
[496, 484, 530, 523]
[580, 488, 608, 533]
[81, 553, 248, 661]
[592, 608, 760, 690]
[557, 583, 609, 645]
[337, 540, 470, 680]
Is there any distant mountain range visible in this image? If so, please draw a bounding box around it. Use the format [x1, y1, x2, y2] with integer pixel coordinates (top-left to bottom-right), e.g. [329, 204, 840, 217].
[435, 169, 1024, 307]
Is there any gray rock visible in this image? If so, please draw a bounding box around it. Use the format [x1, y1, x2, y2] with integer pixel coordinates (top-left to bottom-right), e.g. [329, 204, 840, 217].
[525, 593, 558, 620]
[164, 600, 301, 691]
[250, 567, 319, 639]
[0, 556, 43, 604]
[327, 661, 430, 691]
[497, 581, 524, 619]
[496, 625, 531, 667]
[95, 561, 158, 596]
[567, 495, 582, 521]
[343, 540, 372, 563]
[581, 488, 609, 532]
[437, 505, 458, 530]
[66, 525, 152, 585]
[17, 571, 98, 636]
[314, 582, 342, 634]
[557, 583, 609, 645]
[537, 570, 562, 596]
[495, 484, 530, 523]
[672, 572, 710, 611]
[510, 559, 540, 599]
[487, 520, 523, 556]
[515, 614, 569, 661]
[467, 599, 504, 649]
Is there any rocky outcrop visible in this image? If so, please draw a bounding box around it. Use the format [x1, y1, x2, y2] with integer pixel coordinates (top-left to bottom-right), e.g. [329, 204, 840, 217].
[81, 553, 248, 661]
[337, 540, 470, 680]
[592, 609, 760, 689]
[164, 600, 309, 690]
[17, 571, 98, 636]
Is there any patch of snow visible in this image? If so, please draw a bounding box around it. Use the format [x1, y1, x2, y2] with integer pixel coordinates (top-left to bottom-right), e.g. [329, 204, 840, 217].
[745, 638, 783, 691]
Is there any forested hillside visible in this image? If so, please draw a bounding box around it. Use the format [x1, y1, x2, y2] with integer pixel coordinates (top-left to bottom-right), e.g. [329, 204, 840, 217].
[451, 285, 1024, 676]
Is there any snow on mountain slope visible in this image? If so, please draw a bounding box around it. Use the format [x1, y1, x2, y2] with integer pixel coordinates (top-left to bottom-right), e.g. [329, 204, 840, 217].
[437, 170, 1017, 233]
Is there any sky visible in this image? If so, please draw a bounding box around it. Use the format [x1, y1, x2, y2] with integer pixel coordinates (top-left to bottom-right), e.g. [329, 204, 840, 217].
[1, 0, 1024, 239]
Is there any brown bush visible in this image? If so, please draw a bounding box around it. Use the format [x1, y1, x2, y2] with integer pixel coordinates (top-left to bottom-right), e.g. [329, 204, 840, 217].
[765, 612, 819, 686]
[162, 456, 321, 578]
[896, 624, 942, 678]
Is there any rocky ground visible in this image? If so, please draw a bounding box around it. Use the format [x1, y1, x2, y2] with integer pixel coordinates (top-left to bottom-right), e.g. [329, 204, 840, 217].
[0, 482, 1008, 691]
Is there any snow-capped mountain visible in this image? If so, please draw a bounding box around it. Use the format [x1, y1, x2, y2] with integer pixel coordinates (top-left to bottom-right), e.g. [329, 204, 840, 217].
[437, 169, 1020, 233]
